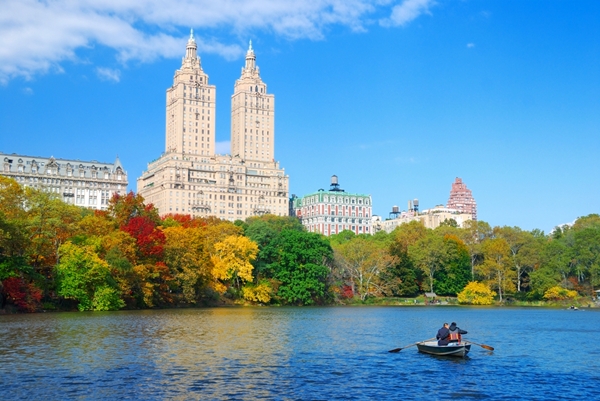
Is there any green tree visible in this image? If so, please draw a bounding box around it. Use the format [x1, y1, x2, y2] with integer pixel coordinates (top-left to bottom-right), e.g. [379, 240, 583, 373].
[433, 234, 472, 296]
[494, 226, 540, 292]
[267, 230, 332, 305]
[408, 231, 447, 294]
[245, 215, 304, 282]
[386, 221, 426, 296]
[55, 242, 124, 311]
[459, 220, 493, 277]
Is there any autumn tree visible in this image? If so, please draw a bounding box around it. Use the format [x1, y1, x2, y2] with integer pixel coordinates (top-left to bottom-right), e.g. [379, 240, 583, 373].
[333, 236, 396, 300]
[457, 281, 496, 305]
[108, 191, 160, 227]
[121, 216, 165, 262]
[479, 237, 514, 302]
[211, 235, 258, 292]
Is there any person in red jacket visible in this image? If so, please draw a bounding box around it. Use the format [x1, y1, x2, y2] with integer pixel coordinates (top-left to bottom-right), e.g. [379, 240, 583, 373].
[448, 322, 468, 344]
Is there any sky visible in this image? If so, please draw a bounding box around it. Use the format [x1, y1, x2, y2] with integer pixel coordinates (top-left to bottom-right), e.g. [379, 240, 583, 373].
[1, 0, 599, 233]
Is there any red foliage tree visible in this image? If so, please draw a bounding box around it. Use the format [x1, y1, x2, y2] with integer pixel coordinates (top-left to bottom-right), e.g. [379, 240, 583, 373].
[121, 216, 166, 261]
[162, 213, 212, 228]
[1, 277, 42, 312]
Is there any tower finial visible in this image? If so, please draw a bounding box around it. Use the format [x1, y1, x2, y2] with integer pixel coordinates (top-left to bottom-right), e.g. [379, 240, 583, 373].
[249, 40, 252, 51]
[190, 28, 194, 40]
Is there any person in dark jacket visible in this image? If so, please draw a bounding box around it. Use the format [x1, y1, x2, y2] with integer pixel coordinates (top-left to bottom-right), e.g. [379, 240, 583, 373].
[448, 322, 467, 344]
[436, 323, 450, 346]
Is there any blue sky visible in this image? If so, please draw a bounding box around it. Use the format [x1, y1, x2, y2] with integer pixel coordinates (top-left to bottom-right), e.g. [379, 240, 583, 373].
[1, 0, 598, 232]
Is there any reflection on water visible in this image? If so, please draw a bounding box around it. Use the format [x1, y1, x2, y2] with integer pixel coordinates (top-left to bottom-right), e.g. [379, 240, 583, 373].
[1, 307, 599, 400]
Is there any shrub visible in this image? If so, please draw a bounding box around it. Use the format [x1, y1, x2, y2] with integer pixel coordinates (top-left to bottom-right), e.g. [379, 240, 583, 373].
[543, 286, 578, 301]
[457, 281, 496, 305]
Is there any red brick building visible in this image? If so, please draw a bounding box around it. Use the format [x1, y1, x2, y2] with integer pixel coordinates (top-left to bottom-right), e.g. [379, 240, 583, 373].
[447, 177, 477, 220]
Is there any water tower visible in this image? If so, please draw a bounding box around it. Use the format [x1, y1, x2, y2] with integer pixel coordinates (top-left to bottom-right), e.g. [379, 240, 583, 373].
[389, 205, 401, 219]
[329, 175, 344, 192]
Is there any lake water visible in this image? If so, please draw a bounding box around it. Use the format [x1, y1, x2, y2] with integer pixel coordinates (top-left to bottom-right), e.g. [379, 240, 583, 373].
[1, 306, 599, 400]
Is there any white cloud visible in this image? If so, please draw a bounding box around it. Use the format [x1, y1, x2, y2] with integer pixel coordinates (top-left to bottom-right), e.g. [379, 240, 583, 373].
[215, 141, 231, 154]
[467, 43, 475, 48]
[380, 0, 435, 27]
[0, 0, 431, 83]
[22, 87, 34, 95]
[96, 67, 121, 82]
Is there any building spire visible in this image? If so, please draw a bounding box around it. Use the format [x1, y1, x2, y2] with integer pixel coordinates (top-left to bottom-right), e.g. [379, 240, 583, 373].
[245, 39, 256, 70]
[184, 28, 198, 62]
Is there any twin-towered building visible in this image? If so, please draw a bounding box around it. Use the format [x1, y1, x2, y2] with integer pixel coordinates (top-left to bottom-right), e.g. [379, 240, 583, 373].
[137, 32, 289, 219]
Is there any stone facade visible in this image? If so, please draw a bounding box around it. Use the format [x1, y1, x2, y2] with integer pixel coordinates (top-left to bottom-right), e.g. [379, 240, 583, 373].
[1, 152, 127, 210]
[447, 177, 477, 220]
[293, 177, 372, 236]
[374, 205, 472, 233]
[138, 32, 289, 220]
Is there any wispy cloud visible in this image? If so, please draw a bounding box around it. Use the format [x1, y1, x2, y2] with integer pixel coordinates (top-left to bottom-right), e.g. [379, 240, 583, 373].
[467, 43, 475, 48]
[96, 67, 121, 82]
[380, 0, 436, 27]
[22, 87, 34, 95]
[0, 0, 434, 84]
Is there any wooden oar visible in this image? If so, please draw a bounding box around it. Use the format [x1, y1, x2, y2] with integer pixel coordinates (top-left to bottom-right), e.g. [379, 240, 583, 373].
[466, 340, 494, 351]
[389, 337, 436, 353]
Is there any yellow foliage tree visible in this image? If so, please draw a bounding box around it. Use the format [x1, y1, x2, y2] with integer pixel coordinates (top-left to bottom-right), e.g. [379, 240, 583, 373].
[478, 238, 515, 302]
[163, 226, 212, 303]
[211, 235, 258, 293]
[457, 281, 496, 305]
[543, 286, 578, 301]
[242, 281, 273, 303]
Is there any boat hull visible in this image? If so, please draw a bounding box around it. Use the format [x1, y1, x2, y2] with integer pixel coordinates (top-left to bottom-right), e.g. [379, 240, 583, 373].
[416, 341, 471, 357]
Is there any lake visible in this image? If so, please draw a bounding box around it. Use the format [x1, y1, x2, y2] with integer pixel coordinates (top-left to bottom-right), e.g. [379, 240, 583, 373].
[1, 306, 599, 400]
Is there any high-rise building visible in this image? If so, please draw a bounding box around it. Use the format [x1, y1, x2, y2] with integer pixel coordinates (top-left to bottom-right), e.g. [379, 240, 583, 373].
[138, 31, 289, 220]
[293, 176, 373, 236]
[231, 41, 275, 162]
[447, 177, 477, 220]
[1, 152, 127, 210]
[165, 30, 216, 156]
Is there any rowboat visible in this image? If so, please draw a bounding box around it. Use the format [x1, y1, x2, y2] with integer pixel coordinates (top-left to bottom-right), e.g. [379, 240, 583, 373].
[416, 341, 471, 357]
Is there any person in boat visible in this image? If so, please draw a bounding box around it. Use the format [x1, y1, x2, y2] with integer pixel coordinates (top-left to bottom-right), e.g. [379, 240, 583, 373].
[448, 322, 467, 344]
[436, 323, 450, 346]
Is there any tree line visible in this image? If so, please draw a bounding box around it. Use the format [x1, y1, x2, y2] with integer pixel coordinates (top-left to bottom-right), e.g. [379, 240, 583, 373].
[1, 176, 598, 312]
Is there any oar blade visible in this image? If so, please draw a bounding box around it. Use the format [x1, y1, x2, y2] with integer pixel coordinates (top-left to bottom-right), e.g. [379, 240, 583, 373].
[480, 344, 494, 351]
[388, 348, 402, 353]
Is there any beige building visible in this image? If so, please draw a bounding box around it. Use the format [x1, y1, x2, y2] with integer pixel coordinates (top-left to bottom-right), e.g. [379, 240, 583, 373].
[231, 41, 275, 162]
[374, 205, 472, 233]
[138, 32, 289, 220]
[1, 152, 127, 210]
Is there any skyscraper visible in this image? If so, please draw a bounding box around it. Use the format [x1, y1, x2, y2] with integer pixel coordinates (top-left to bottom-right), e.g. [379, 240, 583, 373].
[165, 30, 216, 156]
[447, 177, 477, 220]
[231, 41, 275, 162]
[138, 32, 289, 220]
